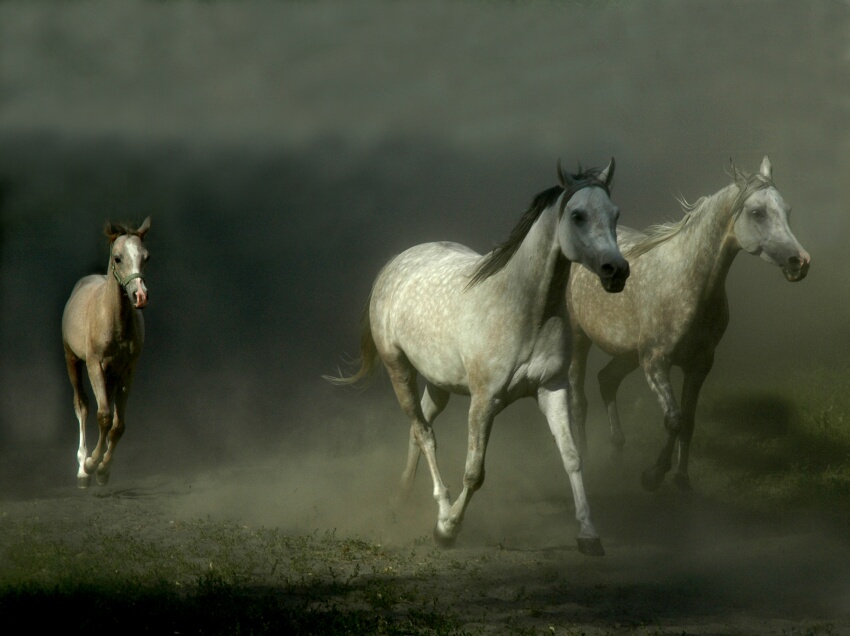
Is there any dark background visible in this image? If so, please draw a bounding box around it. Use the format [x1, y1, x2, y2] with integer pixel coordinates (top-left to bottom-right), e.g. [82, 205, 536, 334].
[0, 1, 848, 492]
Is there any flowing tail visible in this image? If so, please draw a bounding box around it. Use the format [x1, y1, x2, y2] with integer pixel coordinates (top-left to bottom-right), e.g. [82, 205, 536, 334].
[323, 303, 380, 386]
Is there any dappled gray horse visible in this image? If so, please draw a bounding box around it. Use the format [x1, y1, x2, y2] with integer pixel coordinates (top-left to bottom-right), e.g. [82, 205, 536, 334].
[567, 156, 810, 492]
[62, 218, 151, 488]
[328, 160, 629, 555]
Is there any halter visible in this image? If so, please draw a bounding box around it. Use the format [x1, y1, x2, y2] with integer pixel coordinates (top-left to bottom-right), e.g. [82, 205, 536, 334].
[113, 267, 144, 288]
[110, 243, 145, 289]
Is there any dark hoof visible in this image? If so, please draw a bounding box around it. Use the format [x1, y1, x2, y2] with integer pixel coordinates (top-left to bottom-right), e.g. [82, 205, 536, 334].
[77, 475, 91, 489]
[641, 467, 665, 492]
[576, 537, 605, 557]
[673, 473, 692, 491]
[95, 471, 110, 486]
[433, 523, 457, 549]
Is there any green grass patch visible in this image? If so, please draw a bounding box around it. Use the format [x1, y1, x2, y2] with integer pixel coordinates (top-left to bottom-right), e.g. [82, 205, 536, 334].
[0, 516, 472, 635]
[695, 365, 850, 519]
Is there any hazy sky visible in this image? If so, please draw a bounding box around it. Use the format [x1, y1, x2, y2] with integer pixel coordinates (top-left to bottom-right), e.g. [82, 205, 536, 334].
[1, 1, 848, 456]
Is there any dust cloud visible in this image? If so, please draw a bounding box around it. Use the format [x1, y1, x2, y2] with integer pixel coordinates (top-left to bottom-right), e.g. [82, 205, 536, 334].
[1, 0, 849, 627]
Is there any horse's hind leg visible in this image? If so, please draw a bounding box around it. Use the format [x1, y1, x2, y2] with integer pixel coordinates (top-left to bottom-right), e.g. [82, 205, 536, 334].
[674, 354, 714, 491]
[396, 382, 449, 506]
[597, 353, 639, 455]
[383, 355, 452, 540]
[65, 351, 91, 488]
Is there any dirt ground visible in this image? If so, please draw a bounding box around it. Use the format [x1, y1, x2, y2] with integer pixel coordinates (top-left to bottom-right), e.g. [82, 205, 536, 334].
[1, 1, 849, 634]
[2, 396, 849, 635]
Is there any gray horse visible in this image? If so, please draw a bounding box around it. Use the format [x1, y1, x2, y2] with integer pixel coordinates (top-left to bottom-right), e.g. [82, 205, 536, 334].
[328, 160, 629, 555]
[62, 218, 151, 488]
[567, 156, 810, 492]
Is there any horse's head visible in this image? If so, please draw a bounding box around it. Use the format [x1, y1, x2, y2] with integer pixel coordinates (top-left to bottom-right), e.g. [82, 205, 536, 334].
[732, 156, 810, 282]
[105, 217, 151, 308]
[557, 158, 630, 293]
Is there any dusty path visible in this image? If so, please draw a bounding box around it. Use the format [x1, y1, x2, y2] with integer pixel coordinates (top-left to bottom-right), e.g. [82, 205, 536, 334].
[2, 435, 849, 635]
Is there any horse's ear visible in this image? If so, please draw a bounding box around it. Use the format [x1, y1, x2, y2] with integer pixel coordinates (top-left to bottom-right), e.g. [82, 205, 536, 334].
[136, 216, 151, 239]
[557, 158, 573, 189]
[599, 157, 615, 188]
[104, 221, 122, 243]
[729, 158, 745, 186]
[759, 155, 773, 180]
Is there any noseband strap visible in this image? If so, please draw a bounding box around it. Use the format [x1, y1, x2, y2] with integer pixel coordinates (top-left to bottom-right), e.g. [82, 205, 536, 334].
[111, 263, 144, 288]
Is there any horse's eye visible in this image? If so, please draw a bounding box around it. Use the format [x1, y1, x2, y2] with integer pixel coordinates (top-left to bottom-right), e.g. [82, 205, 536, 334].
[751, 208, 766, 219]
[571, 210, 587, 225]
[114, 256, 122, 264]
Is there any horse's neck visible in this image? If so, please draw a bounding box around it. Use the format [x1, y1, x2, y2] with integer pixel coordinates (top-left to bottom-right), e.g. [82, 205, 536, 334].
[673, 186, 741, 299]
[101, 267, 136, 334]
[497, 207, 566, 320]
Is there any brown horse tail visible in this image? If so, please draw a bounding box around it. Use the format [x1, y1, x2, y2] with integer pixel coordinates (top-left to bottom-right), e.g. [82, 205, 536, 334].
[323, 303, 380, 386]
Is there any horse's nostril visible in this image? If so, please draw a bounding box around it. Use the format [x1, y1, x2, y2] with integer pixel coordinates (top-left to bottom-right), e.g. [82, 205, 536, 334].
[788, 256, 803, 270]
[601, 263, 615, 277]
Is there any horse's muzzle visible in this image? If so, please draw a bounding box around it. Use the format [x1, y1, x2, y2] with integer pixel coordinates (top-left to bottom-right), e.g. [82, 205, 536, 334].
[132, 285, 149, 309]
[782, 252, 811, 282]
[599, 260, 630, 293]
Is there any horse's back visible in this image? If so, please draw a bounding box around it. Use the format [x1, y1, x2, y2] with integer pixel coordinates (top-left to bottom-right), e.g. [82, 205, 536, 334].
[372, 241, 479, 303]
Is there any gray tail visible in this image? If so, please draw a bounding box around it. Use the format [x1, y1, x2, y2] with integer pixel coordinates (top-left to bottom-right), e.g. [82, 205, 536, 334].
[323, 303, 380, 387]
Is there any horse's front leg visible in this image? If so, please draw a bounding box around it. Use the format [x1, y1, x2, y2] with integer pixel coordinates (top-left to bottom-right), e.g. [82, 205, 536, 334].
[437, 393, 498, 546]
[640, 352, 681, 492]
[538, 380, 604, 556]
[674, 354, 714, 491]
[97, 369, 134, 486]
[83, 359, 113, 481]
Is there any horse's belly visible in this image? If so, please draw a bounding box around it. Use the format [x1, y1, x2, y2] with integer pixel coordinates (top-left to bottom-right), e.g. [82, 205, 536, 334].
[404, 344, 470, 393]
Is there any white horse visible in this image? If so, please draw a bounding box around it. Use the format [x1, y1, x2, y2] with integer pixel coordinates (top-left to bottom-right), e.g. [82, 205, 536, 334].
[567, 156, 810, 492]
[62, 218, 151, 488]
[328, 160, 629, 555]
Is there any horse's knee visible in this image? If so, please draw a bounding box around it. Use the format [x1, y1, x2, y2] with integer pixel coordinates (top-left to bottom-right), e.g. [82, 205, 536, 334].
[96, 408, 111, 426]
[664, 411, 682, 434]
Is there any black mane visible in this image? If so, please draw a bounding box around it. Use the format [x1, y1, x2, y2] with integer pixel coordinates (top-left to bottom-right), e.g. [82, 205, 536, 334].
[467, 167, 610, 287]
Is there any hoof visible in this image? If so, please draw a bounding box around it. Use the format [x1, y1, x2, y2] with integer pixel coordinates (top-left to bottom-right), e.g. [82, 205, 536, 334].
[433, 523, 457, 549]
[673, 473, 692, 492]
[576, 536, 605, 557]
[95, 471, 110, 486]
[641, 467, 665, 492]
[77, 475, 91, 489]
